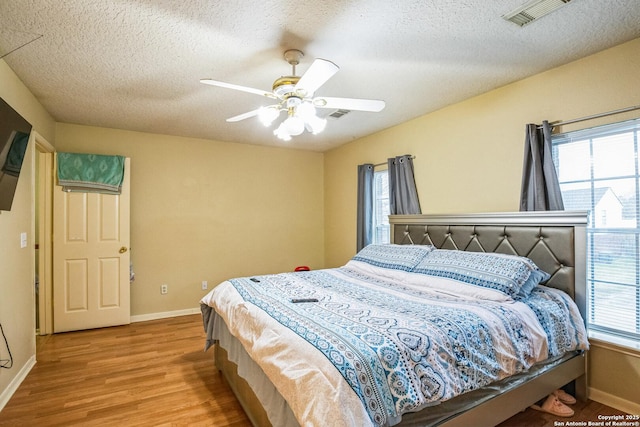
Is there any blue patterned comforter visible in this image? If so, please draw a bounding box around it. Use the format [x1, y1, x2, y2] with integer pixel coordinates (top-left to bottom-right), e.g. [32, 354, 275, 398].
[215, 266, 588, 427]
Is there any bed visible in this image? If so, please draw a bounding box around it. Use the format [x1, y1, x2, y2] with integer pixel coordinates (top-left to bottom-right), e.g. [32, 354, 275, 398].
[200, 211, 589, 427]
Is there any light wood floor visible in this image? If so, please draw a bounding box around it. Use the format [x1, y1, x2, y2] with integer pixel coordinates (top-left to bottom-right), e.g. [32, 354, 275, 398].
[0, 314, 626, 426]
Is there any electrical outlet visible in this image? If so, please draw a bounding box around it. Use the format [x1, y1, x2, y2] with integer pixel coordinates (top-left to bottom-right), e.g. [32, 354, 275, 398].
[202, 280, 208, 290]
[161, 284, 168, 295]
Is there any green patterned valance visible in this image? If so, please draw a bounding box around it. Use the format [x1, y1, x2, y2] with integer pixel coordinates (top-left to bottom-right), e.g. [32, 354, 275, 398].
[57, 152, 125, 194]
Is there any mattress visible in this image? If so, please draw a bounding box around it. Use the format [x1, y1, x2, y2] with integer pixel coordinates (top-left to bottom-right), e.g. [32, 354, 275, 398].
[201, 255, 588, 427]
[208, 308, 584, 427]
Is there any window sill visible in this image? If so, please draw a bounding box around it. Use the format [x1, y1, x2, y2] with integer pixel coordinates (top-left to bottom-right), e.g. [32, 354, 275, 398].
[588, 330, 640, 356]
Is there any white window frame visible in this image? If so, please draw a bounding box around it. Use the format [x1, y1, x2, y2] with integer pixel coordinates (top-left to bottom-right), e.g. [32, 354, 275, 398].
[372, 169, 390, 244]
[552, 118, 640, 348]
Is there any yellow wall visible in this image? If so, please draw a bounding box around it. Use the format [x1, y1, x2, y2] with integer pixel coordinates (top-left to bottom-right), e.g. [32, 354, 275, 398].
[0, 60, 55, 406]
[55, 124, 325, 316]
[325, 37, 640, 267]
[324, 37, 640, 411]
[588, 343, 640, 412]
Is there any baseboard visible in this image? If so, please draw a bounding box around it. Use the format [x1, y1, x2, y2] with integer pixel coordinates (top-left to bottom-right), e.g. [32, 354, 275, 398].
[589, 387, 640, 415]
[0, 355, 36, 412]
[130, 307, 201, 323]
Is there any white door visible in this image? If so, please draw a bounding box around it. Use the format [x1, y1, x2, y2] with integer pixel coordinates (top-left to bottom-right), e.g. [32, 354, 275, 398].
[53, 158, 130, 332]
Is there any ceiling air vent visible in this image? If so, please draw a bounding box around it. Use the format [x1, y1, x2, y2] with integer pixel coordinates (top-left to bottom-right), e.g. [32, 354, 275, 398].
[503, 0, 571, 27]
[328, 109, 351, 119]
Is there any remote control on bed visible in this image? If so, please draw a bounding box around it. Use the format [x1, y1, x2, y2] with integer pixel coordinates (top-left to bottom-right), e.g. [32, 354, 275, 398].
[290, 298, 319, 303]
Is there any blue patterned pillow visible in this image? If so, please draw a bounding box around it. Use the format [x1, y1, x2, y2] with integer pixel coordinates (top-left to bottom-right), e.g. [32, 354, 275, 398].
[352, 244, 434, 272]
[412, 249, 550, 300]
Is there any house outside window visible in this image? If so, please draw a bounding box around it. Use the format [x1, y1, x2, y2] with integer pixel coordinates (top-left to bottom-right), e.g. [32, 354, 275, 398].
[372, 169, 390, 244]
[552, 118, 640, 346]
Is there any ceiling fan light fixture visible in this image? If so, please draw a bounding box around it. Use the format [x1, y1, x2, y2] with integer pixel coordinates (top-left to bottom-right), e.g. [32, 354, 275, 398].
[306, 115, 327, 135]
[258, 106, 280, 126]
[283, 115, 305, 136]
[273, 123, 291, 141]
[297, 101, 316, 120]
[285, 96, 302, 109]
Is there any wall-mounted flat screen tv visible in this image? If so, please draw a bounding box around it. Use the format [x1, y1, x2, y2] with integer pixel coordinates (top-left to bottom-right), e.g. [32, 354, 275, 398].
[0, 97, 32, 211]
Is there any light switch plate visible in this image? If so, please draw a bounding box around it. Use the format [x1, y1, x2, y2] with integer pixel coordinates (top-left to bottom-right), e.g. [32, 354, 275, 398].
[20, 232, 27, 248]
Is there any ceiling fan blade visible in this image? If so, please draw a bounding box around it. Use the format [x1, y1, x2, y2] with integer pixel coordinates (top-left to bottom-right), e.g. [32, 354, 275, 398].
[313, 97, 386, 112]
[226, 108, 262, 122]
[200, 79, 276, 99]
[226, 104, 282, 123]
[294, 59, 339, 96]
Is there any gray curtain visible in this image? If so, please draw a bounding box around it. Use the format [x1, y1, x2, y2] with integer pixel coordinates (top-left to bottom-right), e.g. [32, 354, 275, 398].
[520, 121, 564, 211]
[388, 155, 421, 215]
[356, 163, 374, 251]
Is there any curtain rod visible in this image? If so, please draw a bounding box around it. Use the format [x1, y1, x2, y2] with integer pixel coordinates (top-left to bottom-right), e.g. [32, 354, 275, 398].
[540, 104, 640, 129]
[373, 155, 416, 167]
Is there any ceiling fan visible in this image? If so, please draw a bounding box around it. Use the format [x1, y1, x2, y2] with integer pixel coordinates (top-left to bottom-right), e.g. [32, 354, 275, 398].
[200, 49, 386, 141]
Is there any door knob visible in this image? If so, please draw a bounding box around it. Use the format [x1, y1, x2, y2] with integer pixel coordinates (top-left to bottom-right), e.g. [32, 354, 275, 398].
[119, 246, 128, 254]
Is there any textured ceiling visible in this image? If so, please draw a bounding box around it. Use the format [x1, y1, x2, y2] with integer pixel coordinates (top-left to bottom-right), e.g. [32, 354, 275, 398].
[1, 0, 640, 152]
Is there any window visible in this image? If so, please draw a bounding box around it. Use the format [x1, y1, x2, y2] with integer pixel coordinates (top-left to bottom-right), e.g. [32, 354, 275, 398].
[372, 169, 390, 244]
[552, 118, 640, 344]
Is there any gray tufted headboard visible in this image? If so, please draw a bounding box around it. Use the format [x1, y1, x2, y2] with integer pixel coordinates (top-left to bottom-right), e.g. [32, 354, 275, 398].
[389, 211, 588, 321]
